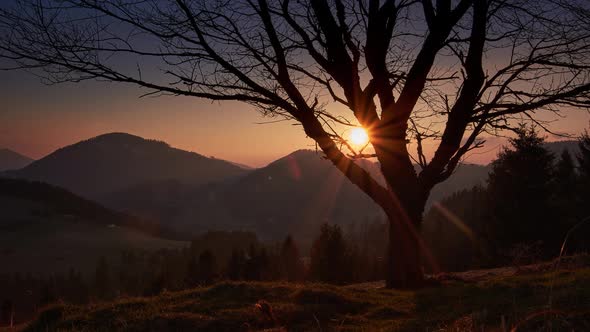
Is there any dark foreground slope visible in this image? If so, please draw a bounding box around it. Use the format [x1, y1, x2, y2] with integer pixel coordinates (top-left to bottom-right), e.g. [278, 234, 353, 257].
[0, 178, 186, 275]
[18, 261, 590, 332]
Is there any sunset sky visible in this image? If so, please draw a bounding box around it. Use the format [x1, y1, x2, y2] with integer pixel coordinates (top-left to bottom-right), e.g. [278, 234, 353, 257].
[1, 0, 589, 168]
[0, 67, 314, 167]
[1, 65, 589, 167]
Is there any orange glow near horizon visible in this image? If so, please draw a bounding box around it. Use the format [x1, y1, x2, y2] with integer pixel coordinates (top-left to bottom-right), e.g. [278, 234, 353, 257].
[1, 71, 590, 167]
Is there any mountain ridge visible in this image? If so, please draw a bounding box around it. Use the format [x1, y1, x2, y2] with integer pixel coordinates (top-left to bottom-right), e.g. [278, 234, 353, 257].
[5, 134, 580, 243]
[104, 149, 490, 243]
[5, 132, 248, 198]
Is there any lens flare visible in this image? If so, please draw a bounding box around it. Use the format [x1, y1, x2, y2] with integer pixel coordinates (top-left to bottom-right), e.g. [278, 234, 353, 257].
[350, 127, 369, 146]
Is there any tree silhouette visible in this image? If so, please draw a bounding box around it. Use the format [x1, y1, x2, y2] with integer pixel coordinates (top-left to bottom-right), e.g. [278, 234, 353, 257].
[577, 131, 590, 193]
[554, 149, 579, 227]
[2, 0, 590, 287]
[227, 249, 245, 281]
[197, 250, 217, 284]
[185, 255, 200, 287]
[487, 127, 557, 258]
[309, 224, 350, 284]
[280, 235, 305, 282]
[94, 256, 112, 300]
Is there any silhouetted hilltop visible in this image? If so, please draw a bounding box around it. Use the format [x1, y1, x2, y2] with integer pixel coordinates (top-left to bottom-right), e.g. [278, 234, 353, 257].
[0, 148, 33, 171]
[5, 133, 247, 198]
[544, 140, 580, 157]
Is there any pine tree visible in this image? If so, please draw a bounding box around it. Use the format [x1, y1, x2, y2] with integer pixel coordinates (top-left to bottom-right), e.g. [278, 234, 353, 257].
[555, 149, 577, 190]
[577, 131, 590, 200]
[185, 255, 200, 287]
[280, 235, 305, 282]
[487, 126, 556, 259]
[227, 249, 245, 281]
[94, 257, 111, 300]
[198, 250, 216, 284]
[554, 149, 579, 225]
[243, 244, 260, 281]
[422, 186, 491, 271]
[309, 224, 350, 284]
[567, 131, 590, 253]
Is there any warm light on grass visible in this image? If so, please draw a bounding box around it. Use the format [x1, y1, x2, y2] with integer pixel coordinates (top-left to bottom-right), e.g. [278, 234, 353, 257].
[350, 127, 369, 146]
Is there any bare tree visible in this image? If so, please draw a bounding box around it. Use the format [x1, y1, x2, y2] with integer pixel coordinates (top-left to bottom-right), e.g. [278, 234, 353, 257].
[2, 0, 590, 288]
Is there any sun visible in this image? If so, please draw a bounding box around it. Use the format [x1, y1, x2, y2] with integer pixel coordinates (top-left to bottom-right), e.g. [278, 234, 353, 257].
[350, 127, 369, 146]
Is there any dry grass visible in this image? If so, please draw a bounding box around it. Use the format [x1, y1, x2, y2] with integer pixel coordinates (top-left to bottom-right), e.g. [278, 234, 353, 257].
[8, 259, 590, 332]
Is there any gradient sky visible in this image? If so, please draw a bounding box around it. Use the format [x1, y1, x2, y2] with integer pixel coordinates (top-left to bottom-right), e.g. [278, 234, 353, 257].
[1, 1, 589, 167]
[2, 66, 589, 167]
[0, 68, 317, 167]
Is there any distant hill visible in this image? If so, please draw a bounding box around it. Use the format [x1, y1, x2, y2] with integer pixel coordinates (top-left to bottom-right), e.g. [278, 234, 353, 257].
[5, 133, 247, 198]
[226, 160, 256, 170]
[0, 148, 33, 171]
[104, 150, 383, 242]
[0, 178, 187, 275]
[544, 140, 580, 158]
[106, 150, 489, 243]
[427, 163, 490, 206]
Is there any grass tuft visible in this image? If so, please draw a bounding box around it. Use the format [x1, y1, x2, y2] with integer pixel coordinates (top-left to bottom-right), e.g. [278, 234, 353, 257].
[18, 266, 590, 331]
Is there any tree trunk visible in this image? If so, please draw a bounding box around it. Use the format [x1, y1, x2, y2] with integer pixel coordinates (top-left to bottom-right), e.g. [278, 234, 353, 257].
[384, 199, 426, 289]
[374, 137, 428, 289]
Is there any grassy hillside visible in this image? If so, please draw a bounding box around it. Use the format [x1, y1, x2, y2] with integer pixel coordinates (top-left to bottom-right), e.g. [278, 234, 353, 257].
[0, 178, 188, 275]
[0, 217, 187, 275]
[17, 265, 590, 331]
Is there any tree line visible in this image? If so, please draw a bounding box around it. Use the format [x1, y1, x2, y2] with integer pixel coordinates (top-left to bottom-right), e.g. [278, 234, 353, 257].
[0, 225, 385, 326]
[423, 127, 590, 271]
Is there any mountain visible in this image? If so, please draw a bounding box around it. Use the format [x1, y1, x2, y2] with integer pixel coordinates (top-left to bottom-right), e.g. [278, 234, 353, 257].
[226, 160, 256, 170]
[544, 140, 580, 158]
[0, 148, 33, 171]
[0, 178, 186, 275]
[427, 163, 490, 205]
[105, 150, 489, 243]
[104, 150, 383, 242]
[5, 133, 248, 198]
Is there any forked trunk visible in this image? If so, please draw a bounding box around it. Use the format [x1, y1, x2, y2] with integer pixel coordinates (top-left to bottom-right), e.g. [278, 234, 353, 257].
[375, 140, 428, 289]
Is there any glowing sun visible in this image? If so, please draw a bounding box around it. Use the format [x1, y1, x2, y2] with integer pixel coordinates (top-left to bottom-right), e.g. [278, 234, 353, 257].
[350, 127, 369, 146]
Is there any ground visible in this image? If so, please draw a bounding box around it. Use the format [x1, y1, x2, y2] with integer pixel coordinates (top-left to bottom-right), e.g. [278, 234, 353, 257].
[6, 256, 590, 331]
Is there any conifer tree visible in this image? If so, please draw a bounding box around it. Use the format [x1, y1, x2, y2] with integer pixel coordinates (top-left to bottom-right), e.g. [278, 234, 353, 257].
[577, 131, 590, 200]
[554, 149, 579, 226]
[310, 224, 350, 284]
[280, 235, 305, 282]
[198, 250, 216, 285]
[487, 126, 556, 258]
[94, 257, 111, 300]
[227, 249, 245, 281]
[185, 255, 200, 287]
